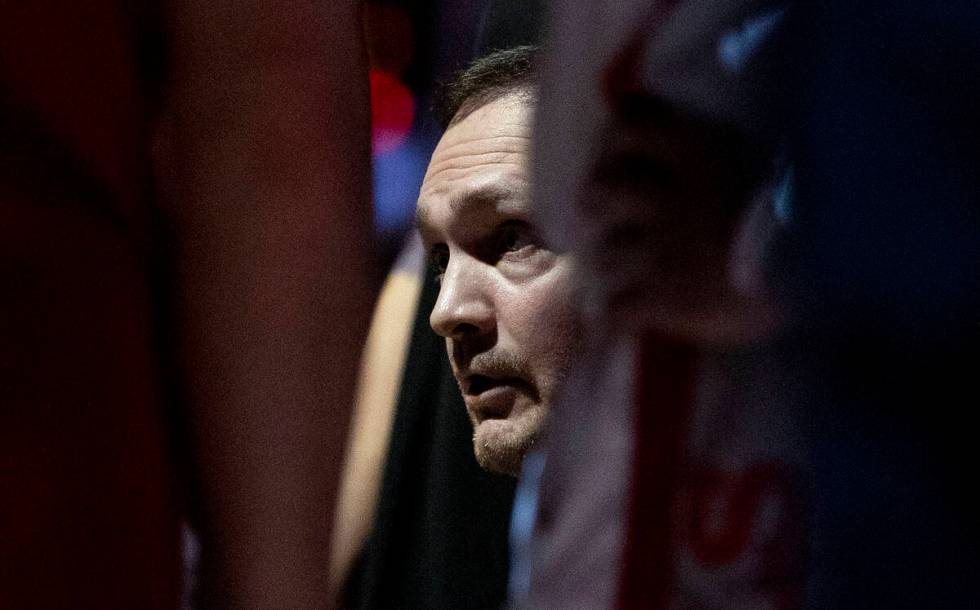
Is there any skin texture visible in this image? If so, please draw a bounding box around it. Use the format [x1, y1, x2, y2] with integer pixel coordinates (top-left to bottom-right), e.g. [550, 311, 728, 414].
[157, 1, 373, 607]
[416, 93, 582, 476]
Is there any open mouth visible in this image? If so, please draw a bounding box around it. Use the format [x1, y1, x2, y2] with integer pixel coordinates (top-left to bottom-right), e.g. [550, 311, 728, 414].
[467, 374, 499, 395]
[466, 374, 529, 396]
[462, 374, 531, 420]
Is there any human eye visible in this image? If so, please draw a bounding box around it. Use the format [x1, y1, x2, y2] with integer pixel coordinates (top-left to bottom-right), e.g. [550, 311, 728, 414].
[494, 221, 538, 257]
[427, 244, 449, 283]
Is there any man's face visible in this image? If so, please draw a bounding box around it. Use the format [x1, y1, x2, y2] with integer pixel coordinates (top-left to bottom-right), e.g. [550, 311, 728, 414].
[416, 92, 581, 476]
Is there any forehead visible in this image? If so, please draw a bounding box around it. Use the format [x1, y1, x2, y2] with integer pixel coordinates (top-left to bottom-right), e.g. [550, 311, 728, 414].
[417, 94, 532, 232]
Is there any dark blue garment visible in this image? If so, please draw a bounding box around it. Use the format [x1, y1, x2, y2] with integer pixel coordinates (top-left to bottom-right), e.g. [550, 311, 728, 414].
[780, 3, 980, 607]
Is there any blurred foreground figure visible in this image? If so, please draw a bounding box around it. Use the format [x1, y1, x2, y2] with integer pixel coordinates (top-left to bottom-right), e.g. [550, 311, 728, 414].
[521, 0, 979, 608]
[0, 2, 372, 608]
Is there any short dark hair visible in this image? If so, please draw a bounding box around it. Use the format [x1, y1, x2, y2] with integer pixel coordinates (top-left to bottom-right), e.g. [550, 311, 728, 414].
[433, 45, 537, 129]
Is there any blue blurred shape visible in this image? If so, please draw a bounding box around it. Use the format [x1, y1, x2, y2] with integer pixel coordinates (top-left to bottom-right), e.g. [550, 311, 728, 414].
[373, 135, 434, 235]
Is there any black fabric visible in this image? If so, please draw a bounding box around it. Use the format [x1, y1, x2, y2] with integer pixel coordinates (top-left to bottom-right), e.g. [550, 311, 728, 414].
[352, 267, 516, 609]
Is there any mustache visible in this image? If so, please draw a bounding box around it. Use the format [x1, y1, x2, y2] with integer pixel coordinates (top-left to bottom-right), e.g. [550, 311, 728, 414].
[455, 349, 531, 382]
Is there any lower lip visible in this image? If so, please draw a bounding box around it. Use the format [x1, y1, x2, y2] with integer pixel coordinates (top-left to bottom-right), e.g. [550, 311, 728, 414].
[465, 383, 521, 420]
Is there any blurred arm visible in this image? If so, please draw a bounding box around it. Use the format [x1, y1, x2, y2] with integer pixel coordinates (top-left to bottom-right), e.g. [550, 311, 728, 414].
[156, 1, 373, 606]
[329, 237, 424, 597]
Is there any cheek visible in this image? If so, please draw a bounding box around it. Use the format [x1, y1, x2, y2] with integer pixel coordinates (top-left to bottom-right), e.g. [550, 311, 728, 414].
[503, 282, 572, 338]
[501, 273, 584, 380]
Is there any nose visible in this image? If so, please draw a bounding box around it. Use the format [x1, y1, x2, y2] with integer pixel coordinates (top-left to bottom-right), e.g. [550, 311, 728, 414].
[429, 254, 495, 340]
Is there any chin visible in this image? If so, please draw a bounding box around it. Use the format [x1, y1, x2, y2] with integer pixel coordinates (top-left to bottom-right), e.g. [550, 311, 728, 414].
[472, 417, 539, 477]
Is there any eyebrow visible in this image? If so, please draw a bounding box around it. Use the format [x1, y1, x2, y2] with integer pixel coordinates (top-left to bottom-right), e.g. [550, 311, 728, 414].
[414, 182, 521, 237]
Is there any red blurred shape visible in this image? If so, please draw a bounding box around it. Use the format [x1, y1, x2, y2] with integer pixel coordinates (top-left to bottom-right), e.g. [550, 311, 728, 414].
[370, 68, 415, 155]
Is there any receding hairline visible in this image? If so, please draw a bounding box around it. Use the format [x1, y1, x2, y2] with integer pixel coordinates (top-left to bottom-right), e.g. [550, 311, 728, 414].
[417, 90, 535, 231]
[433, 45, 539, 129]
[447, 83, 536, 129]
